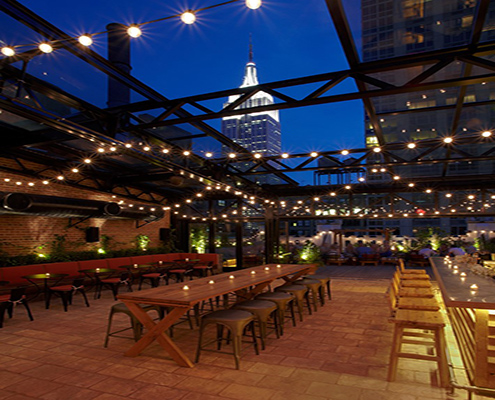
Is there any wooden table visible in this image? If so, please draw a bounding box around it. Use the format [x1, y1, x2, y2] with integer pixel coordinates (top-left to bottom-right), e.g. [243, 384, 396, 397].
[118, 263, 315, 367]
[431, 257, 495, 389]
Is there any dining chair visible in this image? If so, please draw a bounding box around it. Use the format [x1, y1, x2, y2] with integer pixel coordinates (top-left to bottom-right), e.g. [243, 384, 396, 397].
[0, 287, 34, 328]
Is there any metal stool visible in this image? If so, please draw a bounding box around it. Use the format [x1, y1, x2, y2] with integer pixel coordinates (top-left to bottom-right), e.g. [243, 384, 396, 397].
[275, 284, 311, 321]
[234, 300, 279, 350]
[195, 309, 259, 370]
[296, 278, 324, 311]
[104, 303, 162, 347]
[305, 274, 332, 301]
[256, 291, 296, 335]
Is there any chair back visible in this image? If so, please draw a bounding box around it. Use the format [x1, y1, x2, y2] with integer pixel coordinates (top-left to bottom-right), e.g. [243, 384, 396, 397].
[9, 287, 26, 302]
[72, 278, 85, 289]
[398, 258, 406, 273]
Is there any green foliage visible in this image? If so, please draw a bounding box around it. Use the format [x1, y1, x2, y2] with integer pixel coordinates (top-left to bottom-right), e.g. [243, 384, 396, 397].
[190, 226, 208, 253]
[297, 240, 322, 264]
[414, 227, 451, 250]
[134, 234, 150, 251]
[477, 234, 495, 253]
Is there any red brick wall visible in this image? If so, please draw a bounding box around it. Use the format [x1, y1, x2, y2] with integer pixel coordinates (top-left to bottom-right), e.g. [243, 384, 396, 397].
[0, 165, 170, 256]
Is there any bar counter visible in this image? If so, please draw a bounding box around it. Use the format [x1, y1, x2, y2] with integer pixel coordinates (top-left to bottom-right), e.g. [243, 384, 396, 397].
[430, 256, 495, 389]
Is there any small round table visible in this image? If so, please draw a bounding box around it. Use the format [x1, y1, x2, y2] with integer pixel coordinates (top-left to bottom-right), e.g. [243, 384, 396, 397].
[22, 273, 68, 308]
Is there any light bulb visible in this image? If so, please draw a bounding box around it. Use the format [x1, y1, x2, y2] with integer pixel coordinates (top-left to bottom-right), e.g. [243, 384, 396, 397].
[407, 143, 416, 149]
[38, 43, 53, 53]
[181, 11, 196, 24]
[341, 150, 349, 155]
[127, 25, 142, 38]
[246, 0, 262, 9]
[1, 46, 15, 57]
[482, 130, 492, 138]
[443, 137, 453, 144]
[373, 147, 381, 153]
[78, 35, 93, 46]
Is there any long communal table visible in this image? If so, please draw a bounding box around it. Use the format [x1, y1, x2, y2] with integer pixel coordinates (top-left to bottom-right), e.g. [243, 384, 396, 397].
[118, 263, 316, 367]
[430, 256, 495, 389]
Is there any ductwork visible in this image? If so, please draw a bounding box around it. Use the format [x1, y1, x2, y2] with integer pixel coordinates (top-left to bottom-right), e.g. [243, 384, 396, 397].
[0, 192, 163, 221]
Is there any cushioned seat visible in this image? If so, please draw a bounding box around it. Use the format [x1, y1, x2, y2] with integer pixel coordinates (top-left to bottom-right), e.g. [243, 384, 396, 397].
[275, 284, 311, 321]
[256, 291, 296, 334]
[47, 278, 90, 312]
[195, 309, 258, 370]
[296, 278, 324, 311]
[234, 300, 279, 350]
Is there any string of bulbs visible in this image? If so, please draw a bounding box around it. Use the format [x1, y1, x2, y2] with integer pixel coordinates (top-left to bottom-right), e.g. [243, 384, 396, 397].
[0, 0, 262, 57]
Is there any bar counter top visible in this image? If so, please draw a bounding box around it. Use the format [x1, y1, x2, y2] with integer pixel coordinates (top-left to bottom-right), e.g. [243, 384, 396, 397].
[431, 256, 495, 310]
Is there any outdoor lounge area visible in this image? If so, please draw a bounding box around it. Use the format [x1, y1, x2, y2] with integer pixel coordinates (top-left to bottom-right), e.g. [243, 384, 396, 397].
[0, 264, 475, 400]
[3, 0, 495, 398]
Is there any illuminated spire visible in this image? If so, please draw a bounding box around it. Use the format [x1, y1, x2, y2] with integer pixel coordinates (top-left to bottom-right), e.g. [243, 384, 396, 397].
[241, 35, 258, 87]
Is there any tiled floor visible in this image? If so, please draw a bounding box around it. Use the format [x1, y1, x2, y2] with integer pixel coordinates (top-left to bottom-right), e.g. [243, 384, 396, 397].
[0, 277, 482, 400]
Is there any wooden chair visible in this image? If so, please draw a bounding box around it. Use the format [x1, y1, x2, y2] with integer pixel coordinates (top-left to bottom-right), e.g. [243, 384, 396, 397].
[398, 258, 427, 275]
[387, 278, 440, 314]
[392, 272, 434, 298]
[388, 309, 450, 387]
[394, 269, 432, 289]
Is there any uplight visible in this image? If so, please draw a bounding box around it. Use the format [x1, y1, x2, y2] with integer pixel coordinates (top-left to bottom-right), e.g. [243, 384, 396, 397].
[181, 11, 196, 24]
[246, 0, 262, 9]
[127, 25, 142, 38]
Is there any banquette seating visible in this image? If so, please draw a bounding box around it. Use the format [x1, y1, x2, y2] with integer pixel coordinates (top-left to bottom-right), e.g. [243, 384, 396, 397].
[0, 253, 221, 290]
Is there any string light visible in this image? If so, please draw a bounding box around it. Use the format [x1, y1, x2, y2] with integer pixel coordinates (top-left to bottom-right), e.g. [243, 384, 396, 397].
[127, 25, 142, 38]
[407, 143, 416, 149]
[1, 46, 15, 56]
[180, 11, 196, 24]
[246, 0, 262, 9]
[310, 152, 318, 157]
[443, 137, 453, 144]
[78, 35, 93, 46]
[482, 130, 492, 138]
[38, 43, 53, 53]
[341, 150, 349, 155]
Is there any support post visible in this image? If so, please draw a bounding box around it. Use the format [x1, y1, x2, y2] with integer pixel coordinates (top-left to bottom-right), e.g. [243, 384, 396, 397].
[235, 222, 243, 270]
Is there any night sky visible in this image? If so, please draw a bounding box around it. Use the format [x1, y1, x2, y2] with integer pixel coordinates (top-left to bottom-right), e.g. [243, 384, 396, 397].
[3, 0, 365, 185]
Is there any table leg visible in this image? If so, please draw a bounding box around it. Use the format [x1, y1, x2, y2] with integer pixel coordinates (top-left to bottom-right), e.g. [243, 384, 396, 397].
[280, 267, 311, 286]
[122, 302, 194, 367]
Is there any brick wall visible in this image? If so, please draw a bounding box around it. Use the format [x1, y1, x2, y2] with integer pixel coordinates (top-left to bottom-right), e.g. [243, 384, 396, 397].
[0, 163, 170, 256]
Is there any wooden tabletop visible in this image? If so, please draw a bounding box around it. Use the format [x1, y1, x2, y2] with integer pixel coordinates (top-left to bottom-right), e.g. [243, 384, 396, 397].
[431, 256, 495, 309]
[118, 263, 313, 307]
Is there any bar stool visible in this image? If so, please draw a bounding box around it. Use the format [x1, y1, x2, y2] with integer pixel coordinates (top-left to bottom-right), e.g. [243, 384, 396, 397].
[104, 303, 162, 347]
[392, 273, 434, 298]
[388, 309, 449, 388]
[234, 300, 279, 350]
[195, 309, 258, 370]
[305, 274, 331, 301]
[256, 291, 296, 335]
[275, 284, 311, 321]
[295, 278, 324, 311]
[394, 269, 431, 288]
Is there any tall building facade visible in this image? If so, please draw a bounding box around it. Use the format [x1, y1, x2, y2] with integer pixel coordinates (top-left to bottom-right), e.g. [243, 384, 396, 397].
[357, 0, 495, 237]
[221, 47, 281, 155]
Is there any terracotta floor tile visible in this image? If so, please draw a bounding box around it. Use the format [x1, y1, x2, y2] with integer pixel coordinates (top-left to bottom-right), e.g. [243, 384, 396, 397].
[53, 370, 109, 388]
[212, 369, 265, 385]
[306, 381, 363, 399]
[39, 385, 102, 400]
[219, 382, 277, 400]
[22, 364, 74, 381]
[0, 371, 28, 389]
[89, 376, 147, 397]
[174, 376, 230, 395]
[133, 369, 186, 386]
[128, 384, 187, 400]
[4, 377, 63, 397]
[247, 362, 295, 377]
[97, 364, 148, 380]
[270, 391, 327, 400]
[279, 356, 325, 370]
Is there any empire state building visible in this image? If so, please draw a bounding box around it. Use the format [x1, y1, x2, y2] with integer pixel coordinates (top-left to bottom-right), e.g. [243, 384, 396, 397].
[221, 46, 281, 155]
